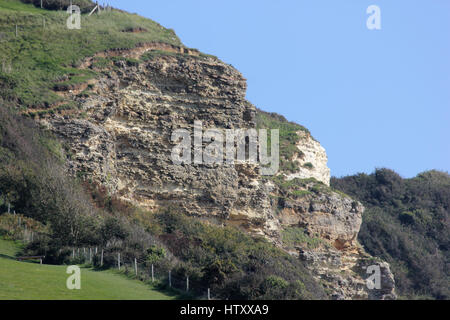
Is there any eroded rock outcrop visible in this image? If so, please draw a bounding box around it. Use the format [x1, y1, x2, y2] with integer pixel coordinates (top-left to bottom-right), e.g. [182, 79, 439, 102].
[277, 190, 362, 248]
[285, 131, 331, 186]
[38, 43, 395, 299]
[271, 177, 395, 299]
[40, 47, 279, 238]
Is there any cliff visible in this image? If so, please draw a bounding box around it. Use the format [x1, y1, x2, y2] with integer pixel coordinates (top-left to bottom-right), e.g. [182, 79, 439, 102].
[35, 42, 396, 299]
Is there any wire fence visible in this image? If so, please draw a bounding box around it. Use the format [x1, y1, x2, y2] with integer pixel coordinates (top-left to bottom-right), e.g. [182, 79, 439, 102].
[0, 210, 47, 244]
[67, 246, 213, 300]
[0, 3, 114, 36]
[0, 207, 213, 300]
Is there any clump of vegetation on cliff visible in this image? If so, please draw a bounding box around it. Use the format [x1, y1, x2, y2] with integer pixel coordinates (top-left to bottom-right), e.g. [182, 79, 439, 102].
[282, 227, 330, 250]
[331, 169, 450, 299]
[256, 109, 310, 173]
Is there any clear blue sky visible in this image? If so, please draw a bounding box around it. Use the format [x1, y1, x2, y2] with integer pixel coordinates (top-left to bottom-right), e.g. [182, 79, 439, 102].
[108, 0, 449, 178]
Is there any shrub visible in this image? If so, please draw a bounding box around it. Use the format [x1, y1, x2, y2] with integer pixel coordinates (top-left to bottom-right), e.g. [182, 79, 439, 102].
[303, 162, 314, 169]
[146, 245, 166, 264]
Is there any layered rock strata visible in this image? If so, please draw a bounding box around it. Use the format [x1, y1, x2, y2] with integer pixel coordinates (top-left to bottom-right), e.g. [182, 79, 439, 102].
[38, 43, 395, 299]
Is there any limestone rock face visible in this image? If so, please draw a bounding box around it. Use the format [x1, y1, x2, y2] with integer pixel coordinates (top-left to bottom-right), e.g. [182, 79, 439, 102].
[41, 49, 279, 237]
[273, 180, 395, 299]
[278, 190, 363, 249]
[355, 260, 397, 300]
[297, 247, 396, 300]
[285, 131, 331, 186]
[38, 44, 395, 299]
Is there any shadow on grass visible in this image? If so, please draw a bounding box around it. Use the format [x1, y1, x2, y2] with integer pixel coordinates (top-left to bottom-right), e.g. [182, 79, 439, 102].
[1, 255, 42, 264]
[0, 253, 15, 260]
[151, 283, 195, 300]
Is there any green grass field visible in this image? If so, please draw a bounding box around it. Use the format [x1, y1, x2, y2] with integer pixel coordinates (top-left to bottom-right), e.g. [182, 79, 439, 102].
[0, 239, 175, 300]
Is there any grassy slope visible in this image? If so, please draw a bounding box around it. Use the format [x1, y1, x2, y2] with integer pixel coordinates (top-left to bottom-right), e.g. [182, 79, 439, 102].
[0, 0, 181, 108]
[0, 238, 23, 257]
[0, 239, 174, 300]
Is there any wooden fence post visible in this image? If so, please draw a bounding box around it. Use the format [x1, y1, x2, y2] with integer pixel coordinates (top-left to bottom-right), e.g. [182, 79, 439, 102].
[169, 270, 172, 287]
[134, 258, 137, 276]
[151, 264, 154, 282]
[118, 252, 121, 270]
[100, 249, 104, 266]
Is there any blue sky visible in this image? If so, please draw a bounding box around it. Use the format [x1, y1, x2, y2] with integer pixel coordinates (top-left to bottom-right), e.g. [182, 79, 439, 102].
[108, 0, 449, 178]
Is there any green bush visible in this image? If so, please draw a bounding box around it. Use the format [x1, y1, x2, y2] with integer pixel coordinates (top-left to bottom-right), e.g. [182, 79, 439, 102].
[146, 245, 166, 264]
[282, 227, 328, 250]
[303, 162, 314, 169]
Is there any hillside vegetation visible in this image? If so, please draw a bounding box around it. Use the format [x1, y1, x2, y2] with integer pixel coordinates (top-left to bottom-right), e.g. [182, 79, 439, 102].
[332, 169, 450, 299]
